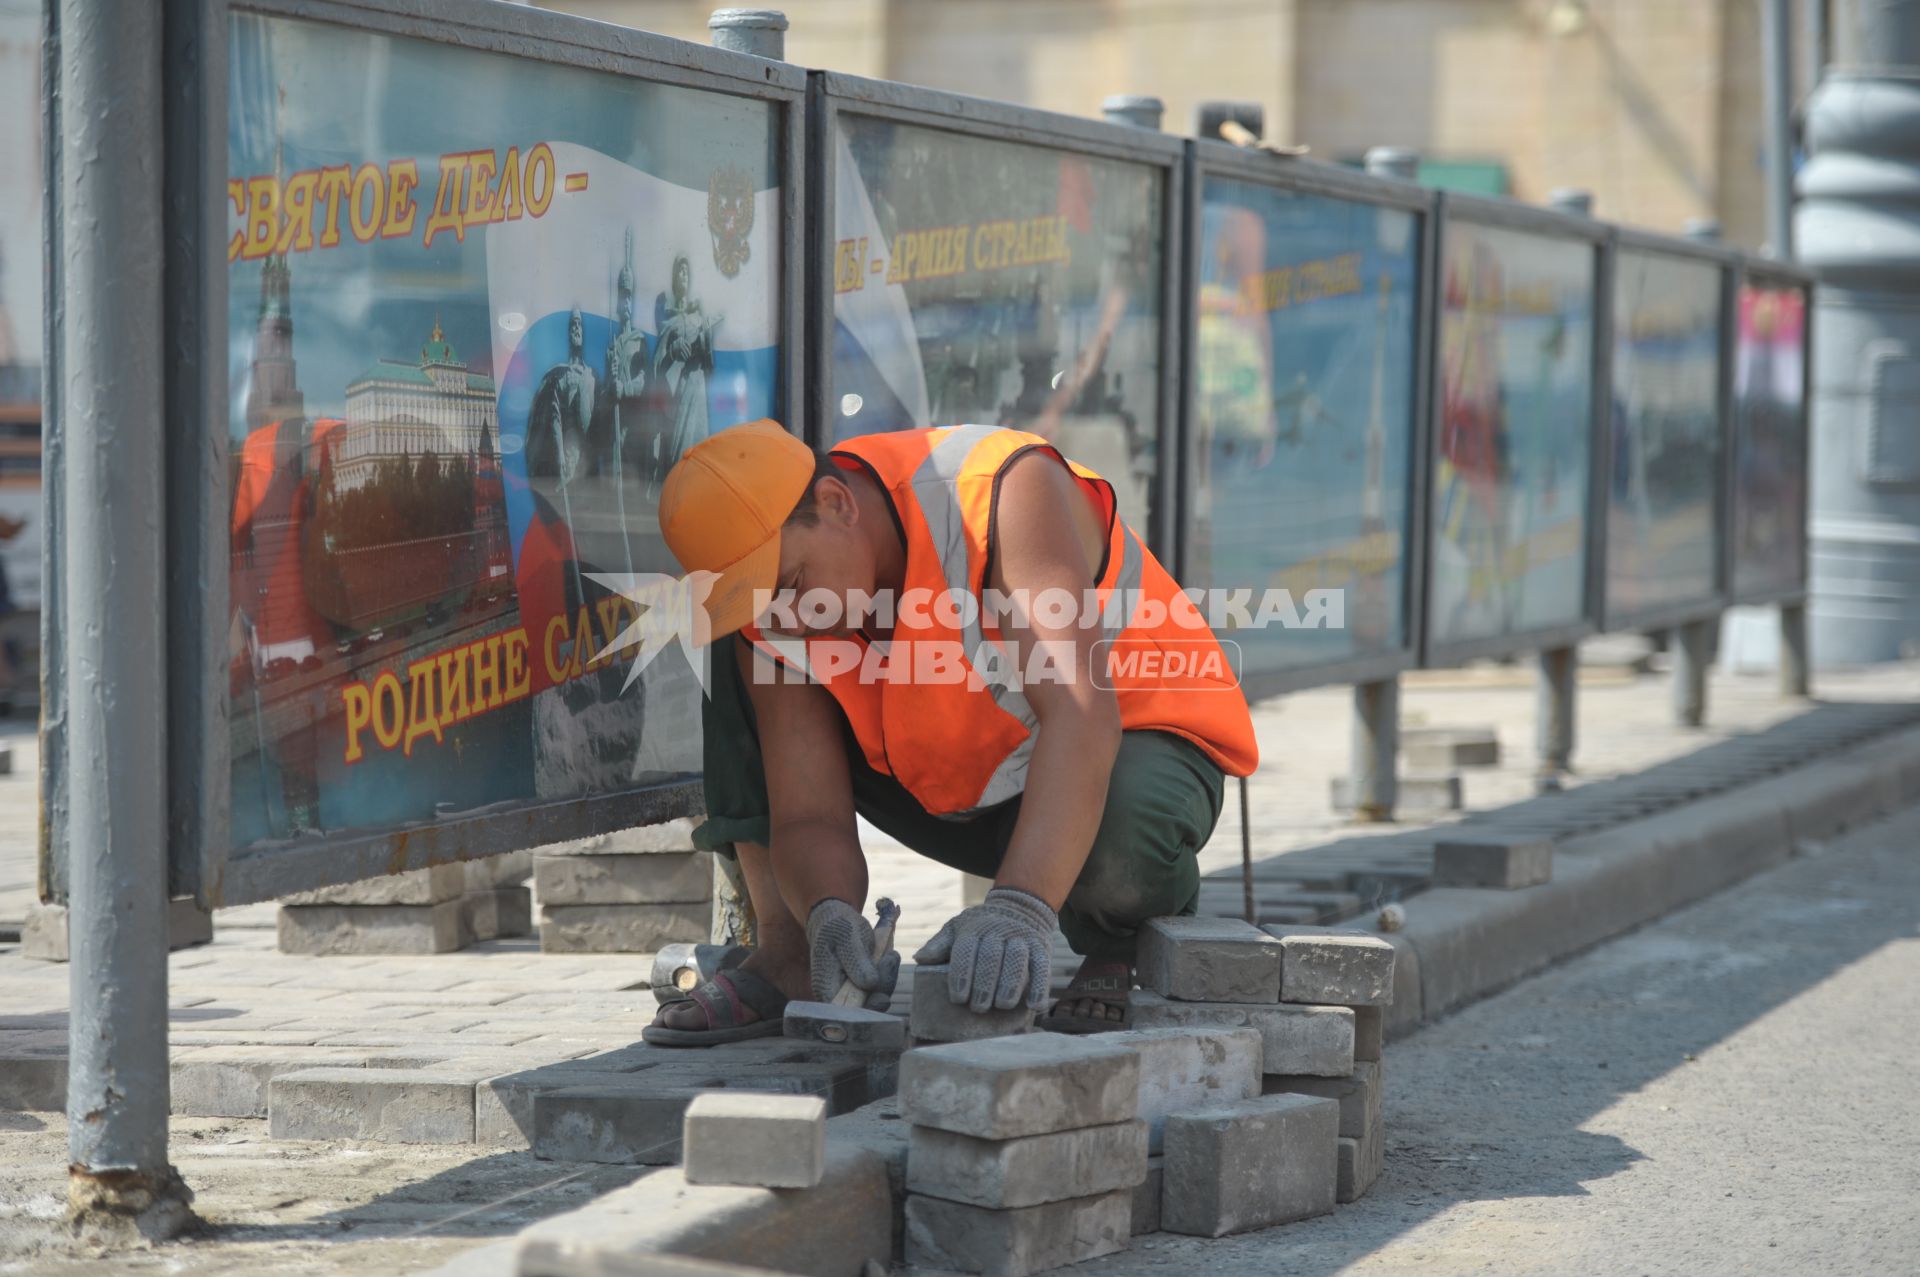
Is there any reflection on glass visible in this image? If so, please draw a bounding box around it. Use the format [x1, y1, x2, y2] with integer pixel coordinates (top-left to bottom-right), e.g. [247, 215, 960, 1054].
[1430, 222, 1594, 648]
[1192, 177, 1420, 680]
[0, 11, 44, 664]
[1731, 283, 1808, 599]
[1606, 249, 1723, 621]
[829, 116, 1164, 541]
[225, 13, 780, 849]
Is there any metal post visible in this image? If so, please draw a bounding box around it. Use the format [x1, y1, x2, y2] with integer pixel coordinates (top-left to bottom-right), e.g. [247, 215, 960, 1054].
[1103, 94, 1164, 131]
[1810, 0, 1829, 89]
[1780, 600, 1812, 696]
[1684, 217, 1722, 242]
[1762, 0, 1796, 258]
[1364, 147, 1419, 182]
[1349, 678, 1399, 822]
[1536, 645, 1576, 789]
[1548, 188, 1594, 218]
[1671, 618, 1712, 727]
[708, 7, 787, 59]
[57, 0, 193, 1242]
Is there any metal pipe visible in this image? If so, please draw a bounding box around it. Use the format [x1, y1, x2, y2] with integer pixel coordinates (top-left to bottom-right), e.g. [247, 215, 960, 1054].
[58, 0, 192, 1238]
[1103, 94, 1165, 131]
[1548, 188, 1594, 218]
[1536, 645, 1576, 789]
[1364, 147, 1419, 182]
[708, 7, 787, 60]
[1809, 0, 1830, 88]
[1762, 0, 1796, 258]
[1671, 618, 1713, 727]
[1779, 600, 1812, 696]
[1349, 678, 1399, 822]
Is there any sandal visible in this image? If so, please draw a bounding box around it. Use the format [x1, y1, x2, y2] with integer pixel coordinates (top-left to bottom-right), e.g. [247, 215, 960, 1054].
[641, 967, 791, 1047]
[1036, 960, 1134, 1035]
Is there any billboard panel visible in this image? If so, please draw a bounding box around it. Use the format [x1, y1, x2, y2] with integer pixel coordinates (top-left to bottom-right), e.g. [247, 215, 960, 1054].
[1190, 174, 1421, 681]
[828, 114, 1165, 538]
[1604, 247, 1724, 623]
[225, 13, 782, 849]
[1428, 220, 1595, 652]
[1730, 279, 1809, 601]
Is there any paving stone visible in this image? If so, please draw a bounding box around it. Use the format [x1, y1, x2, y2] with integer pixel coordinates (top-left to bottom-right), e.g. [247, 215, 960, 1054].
[1131, 1155, 1162, 1235]
[515, 1144, 891, 1277]
[269, 1067, 481, 1143]
[1330, 773, 1462, 815]
[1337, 1115, 1385, 1203]
[539, 819, 701, 856]
[1434, 833, 1554, 889]
[907, 1118, 1147, 1209]
[538, 902, 711, 954]
[1100, 1026, 1262, 1153]
[908, 964, 1034, 1043]
[461, 885, 532, 944]
[1404, 727, 1501, 769]
[171, 1047, 367, 1118]
[717, 1060, 873, 1115]
[476, 1067, 649, 1149]
[1136, 916, 1283, 1003]
[1263, 925, 1398, 1006]
[826, 1097, 910, 1258]
[904, 1188, 1131, 1277]
[278, 899, 467, 956]
[898, 1033, 1140, 1140]
[22, 897, 211, 962]
[1161, 1093, 1339, 1237]
[684, 1091, 828, 1188]
[533, 1078, 725, 1164]
[282, 863, 467, 907]
[535, 851, 714, 906]
[510, 1252, 778, 1277]
[1264, 1060, 1381, 1138]
[1352, 1005, 1384, 1062]
[784, 1001, 908, 1051]
[464, 849, 532, 889]
[1128, 993, 1354, 1077]
[0, 1052, 67, 1111]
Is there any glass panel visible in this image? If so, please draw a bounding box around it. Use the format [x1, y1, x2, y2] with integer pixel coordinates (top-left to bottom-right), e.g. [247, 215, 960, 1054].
[226, 13, 781, 849]
[1606, 249, 1724, 620]
[0, 10, 43, 640]
[1191, 175, 1420, 680]
[829, 114, 1165, 543]
[1429, 221, 1595, 648]
[1730, 282, 1809, 599]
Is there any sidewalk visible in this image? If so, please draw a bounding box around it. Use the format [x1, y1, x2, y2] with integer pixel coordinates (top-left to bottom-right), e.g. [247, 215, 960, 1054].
[2, 646, 1918, 1272]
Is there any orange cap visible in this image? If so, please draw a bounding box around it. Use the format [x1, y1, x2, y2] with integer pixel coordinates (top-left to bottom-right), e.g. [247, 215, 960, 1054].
[659, 419, 816, 641]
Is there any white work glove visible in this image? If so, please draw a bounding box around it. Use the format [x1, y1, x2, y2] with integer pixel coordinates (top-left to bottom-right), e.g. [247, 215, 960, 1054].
[913, 887, 1057, 1011]
[805, 898, 901, 1013]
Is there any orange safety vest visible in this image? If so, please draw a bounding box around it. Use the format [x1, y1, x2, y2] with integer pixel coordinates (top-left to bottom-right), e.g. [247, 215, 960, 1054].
[746, 425, 1258, 818]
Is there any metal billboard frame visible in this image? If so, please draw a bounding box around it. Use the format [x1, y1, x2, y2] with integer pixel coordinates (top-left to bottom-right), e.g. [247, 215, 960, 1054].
[1419, 190, 1610, 670]
[1180, 142, 1438, 702]
[806, 70, 1188, 563]
[1727, 257, 1816, 610]
[72, 0, 812, 909]
[1595, 225, 1744, 636]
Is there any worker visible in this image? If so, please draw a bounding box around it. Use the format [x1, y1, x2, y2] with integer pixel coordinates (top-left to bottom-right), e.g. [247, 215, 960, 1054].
[643, 420, 1257, 1045]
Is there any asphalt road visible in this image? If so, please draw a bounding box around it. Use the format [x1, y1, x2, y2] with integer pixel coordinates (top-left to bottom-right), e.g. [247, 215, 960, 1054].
[1086, 803, 1920, 1277]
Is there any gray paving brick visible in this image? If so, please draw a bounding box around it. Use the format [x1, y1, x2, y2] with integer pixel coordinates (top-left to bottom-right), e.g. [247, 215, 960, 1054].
[277, 899, 467, 956]
[269, 1067, 480, 1143]
[1129, 993, 1354, 1076]
[281, 863, 466, 907]
[1264, 925, 1398, 1006]
[1161, 1093, 1339, 1237]
[905, 1188, 1131, 1277]
[907, 1118, 1147, 1209]
[0, 1052, 66, 1111]
[908, 964, 1034, 1043]
[1352, 1004, 1384, 1062]
[1136, 916, 1283, 1003]
[533, 1078, 724, 1164]
[1131, 1155, 1163, 1234]
[1434, 833, 1554, 889]
[1337, 1115, 1385, 1203]
[1264, 1059, 1381, 1138]
[898, 1033, 1139, 1140]
[538, 902, 711, 953]
[475, 1067, 649, 1149]
[684, 1092, 827, 1188]
[1100, 1026, 1262, 1153]
[171, 1047, 367, 1118]
[783, 1001, 907, 1051]
[535, 851, 714, 906]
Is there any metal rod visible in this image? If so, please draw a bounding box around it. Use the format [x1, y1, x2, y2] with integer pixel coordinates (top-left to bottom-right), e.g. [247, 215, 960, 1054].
[1762, 0, 1797, 258]
[1536, 644, 1577, 789]
[1238, 774, 1254, 924]
[1808, 0, 1829, 92]
[59, 0, 192, 1237]
[1779, 600, 1812, 697]
[1349, 678, 1399, 822]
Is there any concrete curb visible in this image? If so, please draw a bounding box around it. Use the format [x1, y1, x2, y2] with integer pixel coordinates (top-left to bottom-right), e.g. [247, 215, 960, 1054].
[1390, 722, 1920, 1033]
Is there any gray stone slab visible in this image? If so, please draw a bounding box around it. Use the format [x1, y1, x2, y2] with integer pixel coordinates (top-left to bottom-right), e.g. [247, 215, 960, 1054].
[898, 1032, 1140, 1140]
[269, 1067, 479, 1143]
[538, 902, 711, 954]
[1128, 993, 1353, 1077]
[464, 850, 532, 890]
[0, 1052, 67, 1111]
[533, 1078, 724, 1164]
[825, 1097, 909, 1259]
[784, 1001, 907, 1051]
[514, 1145, 891, 1277]
[171, 1047, 367, 1119]
[461, 885, 532, 944]
[684, 1092, 827, 1189]
[904, 1188, 1131, 1277]
[1264, 1060, 1381, 1139]
[1434, 834, 1554, 889]
[1131, 1156, 1162, 1235]
[1337, 1116, 1385, 1203]
[1403, 727, 1501, 769]
[1161, 1093, 1338, 1237]
[536, 819, 701, 856]
[1331, 772, 1462, 815]
[716, 1060, 872, 1116]
[1136, 916, 1282, 1003]
[535, 851, 714, 906]
[22, 897, 211, 963]
[906, 1118, 1147, 1209]
[278, 898, 467, 956]
[281, 863, 467, 907]
[1352, 1005, 1384, 1062]
[1263, 925, 1398, 1006]
[908, 964, 1034, 1043]
[1099, 1026, 1262, 1153]
[476, 1068, 648, 1150]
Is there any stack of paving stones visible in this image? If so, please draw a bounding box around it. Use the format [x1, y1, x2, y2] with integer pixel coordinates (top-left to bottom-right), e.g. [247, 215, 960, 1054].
[21, 895, 213, 962]
[900, 1034, 1146, 1276]
[276, 851, 531, 955]
[534, 818, 713, 954]
[1330, 724, 1501, 816]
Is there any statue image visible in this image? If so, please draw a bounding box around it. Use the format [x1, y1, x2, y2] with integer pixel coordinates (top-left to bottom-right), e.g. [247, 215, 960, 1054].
[649, 253, 722, 485]
[526, 305, 596, 490]
[598, 228, 652, 481]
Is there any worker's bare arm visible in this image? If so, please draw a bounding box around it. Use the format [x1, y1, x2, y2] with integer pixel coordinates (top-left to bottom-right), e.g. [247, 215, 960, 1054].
[739, 639, 869, 918]
[986, 450, 1122, 910]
